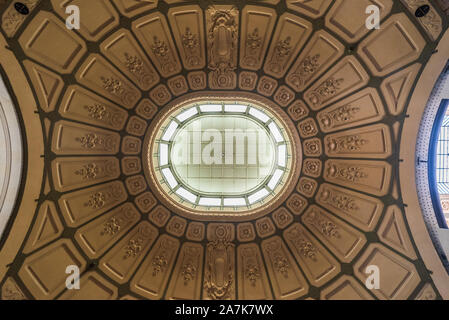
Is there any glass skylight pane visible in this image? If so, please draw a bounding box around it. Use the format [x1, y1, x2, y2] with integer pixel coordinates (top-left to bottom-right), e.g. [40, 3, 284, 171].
[176, 107, 198, 122]
[248, 188, 269, 204]
[224, 104, 247, 113]
[268, 169, 284, 190]
[152, 99, 294, 214]
[278, 145, 287, 167]
[159, 143, 169, 166]
[249, 108, 270, 123]
[199, 197, 221, 206]
[269, 122, 284, 143]
[223, 198, 247, 206]
[176, 187, 197, 203]
[161, 168, 178, 189]
[200, 104, 222, 113]
[162, 121, 178, 141]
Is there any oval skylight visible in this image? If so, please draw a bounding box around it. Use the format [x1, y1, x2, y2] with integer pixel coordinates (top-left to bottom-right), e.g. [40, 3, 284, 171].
[147, 97, 297, 216]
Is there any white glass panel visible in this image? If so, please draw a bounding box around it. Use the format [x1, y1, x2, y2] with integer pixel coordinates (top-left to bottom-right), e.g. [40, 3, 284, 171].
[176, 107, 198, 122]
[200, 104, 222, 113]
[268, 169, 284, 190]
[224, 104, 247, 113]
[176, 187, 197, 203]
[159, 143, 169, 166]
[248, 188, 270, 204]
[249, 108, 270, 123]
[161, 168, 178, 189]
[171, 115, 276, 194]
[199, 197, 221, 206]
[162, 121, 178, 141]
[223, 198, 247, 206]
[278, 145, 287, 167]
[269, 122, 284, 143]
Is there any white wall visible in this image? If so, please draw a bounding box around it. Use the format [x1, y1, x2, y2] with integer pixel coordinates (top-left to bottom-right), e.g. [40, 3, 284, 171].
[0, 74, 23, 239]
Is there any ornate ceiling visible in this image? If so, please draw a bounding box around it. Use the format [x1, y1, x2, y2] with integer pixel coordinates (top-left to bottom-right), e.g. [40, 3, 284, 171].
[0, 0, 448, 300]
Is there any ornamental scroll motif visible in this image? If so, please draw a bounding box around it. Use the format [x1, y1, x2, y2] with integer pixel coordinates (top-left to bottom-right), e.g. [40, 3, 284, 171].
[182, 27, 201, 67]
[304, 209, 340, 239]
[151, 36, 177, 75]
[180, 247, 201, 285]
[84, 104, 126, 128]
[318, 187, 359, 213]
[318, 104, 360, 129]
[203, 225, 235, 300]
[327, 135, 368, 152]
[265, 239, 291, 278]
[100, 76, 138, 106]
[285, 225, 317, 261]
[206, 7, 239, 89]
[241, 247, 262, 286]
[123, 53, 156, 88]
[327, 163, 368, 183]
[243, 28, 263, 67]
[307, 77, 344, 108]
[288, 54, 320, 89]
[100, 204, 137, 237]
[268, 37, 292, 74]
[151, 238, 178, 277]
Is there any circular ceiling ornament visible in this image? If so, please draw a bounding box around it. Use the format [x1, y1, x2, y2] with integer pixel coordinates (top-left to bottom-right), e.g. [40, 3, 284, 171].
[144, 92, 301, 221]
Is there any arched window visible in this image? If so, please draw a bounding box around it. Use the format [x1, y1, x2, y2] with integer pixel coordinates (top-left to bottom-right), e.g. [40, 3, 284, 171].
[432, 101, 449, 228]
[416, 61, 449, 273]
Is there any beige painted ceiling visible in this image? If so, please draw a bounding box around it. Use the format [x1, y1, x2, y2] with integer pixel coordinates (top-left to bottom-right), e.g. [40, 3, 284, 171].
[0, 0, 448, 300]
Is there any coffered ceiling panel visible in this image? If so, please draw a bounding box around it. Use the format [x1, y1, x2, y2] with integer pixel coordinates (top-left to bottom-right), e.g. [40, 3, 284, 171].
[132, 12, 183, 78]
[317, 87, 386, 133]
[261, 236, 309, 300]
[22, 60, 65, 112]
[320, 275, 373, 300]
[101, 29, 160, 91]
[284, 223, 341, 287]
[286, 0, 333, 19]
[286, 30, 345, 92]
[264, 13, 312, 78]
[59, 181, 128, 227]
[240, 5, 277, 71]
[58, 271, 118, 300]
[168, 5, 206, 70]
[18, 11, 87, 74]
[325, 0, 393, 43]
[18, 239, 87, 300]
[353, 243, 421, 300]
[166, 242, 204, 300]
[357, 13, 426, 77]
[51, 0, 120, 41]
[113, 0, 158, 18]
[60, 85, 128, 130]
